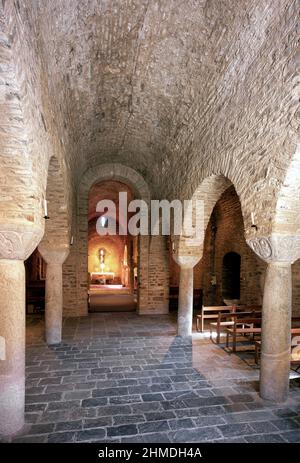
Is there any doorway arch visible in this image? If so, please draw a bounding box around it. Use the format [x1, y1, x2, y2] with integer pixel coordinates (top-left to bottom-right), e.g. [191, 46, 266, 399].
[74, 163, 151, 316]
[88, 179, 137, 312]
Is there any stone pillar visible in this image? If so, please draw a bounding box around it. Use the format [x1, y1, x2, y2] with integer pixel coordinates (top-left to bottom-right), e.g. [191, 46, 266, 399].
[38, 246, 69, 346]
[128, 240, 135, 293]
[137, 235, 149, 313]
[178, 266, 194, 337]
[0, 224, 43, 436]
[0, 260, 25, 435]
[247, 234, 300, 402]
[147, 234, 170, 314]
[260, 262, 291, 401]
[173, 246, 202, 337]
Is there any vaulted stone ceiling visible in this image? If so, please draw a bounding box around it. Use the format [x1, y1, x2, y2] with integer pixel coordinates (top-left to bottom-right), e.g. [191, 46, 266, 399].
[15, 0, 299, 201]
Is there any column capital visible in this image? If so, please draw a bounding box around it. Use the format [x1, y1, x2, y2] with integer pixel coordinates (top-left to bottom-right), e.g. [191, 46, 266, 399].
[38, 243, 70, 264]
[0, 222, 43, 260]
[173, 255, 200, 268]
[246, 234, 300, 264]
[171, 235, 203, 268]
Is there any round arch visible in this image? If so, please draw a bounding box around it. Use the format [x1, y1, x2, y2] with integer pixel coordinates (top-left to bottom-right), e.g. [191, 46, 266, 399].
[75, 163, 151, 316]
[78, 163, 151, 212]
[41, 156, 70, 247]
[191, 174, 234, 235]
[187, 177, 263, 308]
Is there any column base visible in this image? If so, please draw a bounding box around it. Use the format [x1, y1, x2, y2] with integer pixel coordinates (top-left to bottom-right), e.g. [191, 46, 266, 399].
[0, 375, 25, 436]
[177, 319, 193, 338]
[46, 337, 62, 346]
[260, 350, 291, 403]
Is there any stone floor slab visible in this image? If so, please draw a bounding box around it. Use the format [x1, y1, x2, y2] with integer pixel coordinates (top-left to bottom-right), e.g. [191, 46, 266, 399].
[2, 312, 298, 443]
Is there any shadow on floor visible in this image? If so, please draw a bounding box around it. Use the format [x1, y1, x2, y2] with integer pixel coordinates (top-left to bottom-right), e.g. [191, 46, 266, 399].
[10, 313, 300, 444]
[89, 293, 137, 312]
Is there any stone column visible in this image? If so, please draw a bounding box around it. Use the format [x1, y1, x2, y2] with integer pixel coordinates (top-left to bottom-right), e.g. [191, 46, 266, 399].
[260, 261, 291, 401]
[137, 235, 149, 313]
[38, 246, 69, 346]
[0, 225, 43, 435]
[173, 248, 202, 337]
[147, 234, 170, 315]
[128, 240, 135, 293]
[0, 260, 25, 435]
[247, 234, 300, 402]
[178, 266, 194, 337]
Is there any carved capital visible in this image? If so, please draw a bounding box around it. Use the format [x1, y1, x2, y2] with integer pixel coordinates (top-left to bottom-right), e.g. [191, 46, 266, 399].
[171, 235, 203, 268]
[38, 243, 70, 265]
[246, 234, 300, 264]
[0, 223, 44, 260]
[173, 255, 201, 268]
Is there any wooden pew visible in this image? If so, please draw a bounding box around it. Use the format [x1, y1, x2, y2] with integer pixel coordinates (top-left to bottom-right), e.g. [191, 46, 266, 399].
[227, 318, 300, 355]
[255, 328, 300, 366]
[210, 309, 262, 344]
[226, 316, 262, 352]
[196, 305, 238, 332]
[291, 329, 300, 370]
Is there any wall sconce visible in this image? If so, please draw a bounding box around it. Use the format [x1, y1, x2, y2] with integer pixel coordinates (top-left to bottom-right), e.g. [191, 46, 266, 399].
[70, 235, 74, 246]
[251, 212, 258, 230]
[172, 241, 176, 253]
[100, 216, 108, 227]
[44, 199, 49, 219]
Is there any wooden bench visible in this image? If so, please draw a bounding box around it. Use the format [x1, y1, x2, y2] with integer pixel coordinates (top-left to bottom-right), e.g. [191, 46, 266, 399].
[210, 310, 262, 344]
[226, 316, 262, 352]
[196, 305, 238, 332]
[255, 328, 300, 367]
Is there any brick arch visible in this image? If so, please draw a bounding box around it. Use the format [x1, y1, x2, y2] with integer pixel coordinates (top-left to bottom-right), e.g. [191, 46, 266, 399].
[40, 155, 70, 247]
[195, 184, 266, 308]
[172, 174, 236, 266]
[74, 163, 151, 316]
[182, 146, 297, 240]
[191, 174, 234, 236]
[78, 164, 151, 214]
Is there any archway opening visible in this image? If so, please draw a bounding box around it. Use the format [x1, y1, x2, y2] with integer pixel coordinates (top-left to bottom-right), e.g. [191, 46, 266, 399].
[192, 182, 264, 308]
[222, 251, 241, 303]
[26, 155, 67, 323]
[88, 180, 138, 312]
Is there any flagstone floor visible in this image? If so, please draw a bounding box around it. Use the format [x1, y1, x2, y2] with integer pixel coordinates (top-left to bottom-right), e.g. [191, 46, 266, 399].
[3, 313, 300, 443]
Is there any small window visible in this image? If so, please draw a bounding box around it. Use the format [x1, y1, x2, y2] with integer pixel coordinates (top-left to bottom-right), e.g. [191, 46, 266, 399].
[100, 216, 108, 227]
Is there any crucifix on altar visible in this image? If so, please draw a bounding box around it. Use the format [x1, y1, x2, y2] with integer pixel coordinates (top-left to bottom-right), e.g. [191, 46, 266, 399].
[99, 248, 106, 272]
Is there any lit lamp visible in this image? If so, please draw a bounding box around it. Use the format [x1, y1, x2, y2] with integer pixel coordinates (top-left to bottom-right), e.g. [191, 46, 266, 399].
[44, 199, 49, 220]
[251, 212, 258, 230]
[172, 241, 176, 253]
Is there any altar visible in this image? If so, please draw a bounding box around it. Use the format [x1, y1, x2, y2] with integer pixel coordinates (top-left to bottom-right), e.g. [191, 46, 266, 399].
[90, 272, 115, 284]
